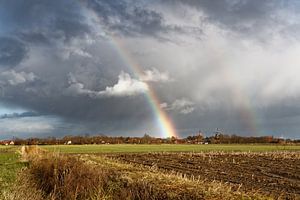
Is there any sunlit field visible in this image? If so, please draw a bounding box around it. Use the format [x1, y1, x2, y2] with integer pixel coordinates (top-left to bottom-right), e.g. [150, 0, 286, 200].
[41, 144, 300, 154]
[0, 147, 27, 196]
[1, 144, 299, 199]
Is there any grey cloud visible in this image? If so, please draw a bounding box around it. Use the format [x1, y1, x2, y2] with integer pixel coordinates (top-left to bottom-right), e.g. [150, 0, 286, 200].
[84, 0, 169, 37]
[162, 99, 195, 114]
[182, 0, 275, 21]
[0, 37, 28, 68]
[162, 0, 300, 41]
[0, 0, 300, 139]
[173, 0, 279, 26]
[0, 0, 90, 44]
[0, 111, 41, 119]
[140, 68, 171, 82]
[0, 115, 58, 138]
[54, 18, 91, 42]
[18, 31, 50, 45]
[0, 70, 37, 86]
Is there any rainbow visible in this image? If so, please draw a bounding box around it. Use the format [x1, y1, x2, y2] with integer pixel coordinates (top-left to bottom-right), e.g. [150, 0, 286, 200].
[230, 81, 260, 136]
[84, 7, 177, 138]
[84, 7, 261, 138]
[107, 36, 178, 138]
[219, 66, 261, 136]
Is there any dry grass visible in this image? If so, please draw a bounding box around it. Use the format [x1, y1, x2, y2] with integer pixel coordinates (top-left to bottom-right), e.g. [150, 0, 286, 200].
[18, 154, 204, 200]
[6, 146, 272, 200]
[106, 152, 300, 199]
[19, 145, 47, 161]
[1, 177, 44, 200]
[85, 155, 271, 200]
[27, 155, 110, 199]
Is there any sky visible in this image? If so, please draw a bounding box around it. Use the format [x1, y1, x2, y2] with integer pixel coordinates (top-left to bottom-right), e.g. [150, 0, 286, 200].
[0, 0, 300, 139]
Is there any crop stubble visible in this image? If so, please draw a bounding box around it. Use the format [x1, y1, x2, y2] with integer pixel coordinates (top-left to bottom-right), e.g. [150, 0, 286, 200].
[108, 152, 300, 199]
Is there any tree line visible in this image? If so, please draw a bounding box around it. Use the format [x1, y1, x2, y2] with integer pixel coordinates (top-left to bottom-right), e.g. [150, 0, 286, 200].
[5, 132, 299, 145]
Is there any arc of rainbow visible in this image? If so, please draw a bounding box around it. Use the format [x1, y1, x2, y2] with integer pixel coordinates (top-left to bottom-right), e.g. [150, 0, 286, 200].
[219, 64, 261, 136]
[85, 9, 178, 138]
[110, 36, 178, 138]
[229, 75, 260, 135]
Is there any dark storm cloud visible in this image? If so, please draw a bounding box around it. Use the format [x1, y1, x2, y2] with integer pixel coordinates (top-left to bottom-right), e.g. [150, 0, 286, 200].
[162, 0, 300, 41]
[0, 0, 90, 43]
[84, 0, 169, 37]
[0, 37, 28, 68]
[18, 31, 50, 45]
[0, 111, 41, 119]
[3, 89, 153, 123]
[0, 0, 300, 139]
[54, 18, 91, 41]
[176, 0, 277, 23]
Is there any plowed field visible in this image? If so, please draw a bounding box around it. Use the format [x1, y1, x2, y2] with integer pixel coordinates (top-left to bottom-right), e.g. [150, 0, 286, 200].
[109, 152, 300, 199]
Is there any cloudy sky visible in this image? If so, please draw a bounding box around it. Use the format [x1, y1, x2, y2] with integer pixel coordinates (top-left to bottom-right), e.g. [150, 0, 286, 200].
[1, 0, 300, 139]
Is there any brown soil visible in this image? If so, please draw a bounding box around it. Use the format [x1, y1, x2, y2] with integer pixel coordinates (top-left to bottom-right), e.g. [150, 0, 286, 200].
[108, 152, 300, 199]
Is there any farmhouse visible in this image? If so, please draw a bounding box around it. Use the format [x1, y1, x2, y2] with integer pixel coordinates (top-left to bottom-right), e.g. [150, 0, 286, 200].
[0, 140, 14, 145]
[64, 140, 72, 145]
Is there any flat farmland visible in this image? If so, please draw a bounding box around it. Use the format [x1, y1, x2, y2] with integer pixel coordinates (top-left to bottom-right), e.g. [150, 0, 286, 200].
[1, 144, 299, 199]
[41, 144, 300, 199]
[109, 152, 300, 199]
[41, 144, 300, 153]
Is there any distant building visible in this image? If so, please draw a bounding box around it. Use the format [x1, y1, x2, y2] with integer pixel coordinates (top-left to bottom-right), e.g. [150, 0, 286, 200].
[0, 140, 14, 145]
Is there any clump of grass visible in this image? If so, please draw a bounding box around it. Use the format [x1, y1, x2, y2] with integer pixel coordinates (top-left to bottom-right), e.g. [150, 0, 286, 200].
[21, 154, 171, 200]
[19, 145, 47, 161]
[24, 154, 113, 200]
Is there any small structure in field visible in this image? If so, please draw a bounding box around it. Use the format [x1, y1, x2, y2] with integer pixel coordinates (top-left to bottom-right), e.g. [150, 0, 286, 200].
[1, 140, 15, 145]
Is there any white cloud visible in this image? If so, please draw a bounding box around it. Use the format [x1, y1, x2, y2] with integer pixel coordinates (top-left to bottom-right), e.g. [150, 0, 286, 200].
[67, 71, 148, 98]
[0, 70, 37, 86]
[60, 47, 92, 59]
[160, 102, 168, 109]
[58, 37, 93, 60]
[70, 48, 92, 58]
[162, 98, 195, 114]
[99, 72, 148, 97]
[140, 68, 171, 82]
